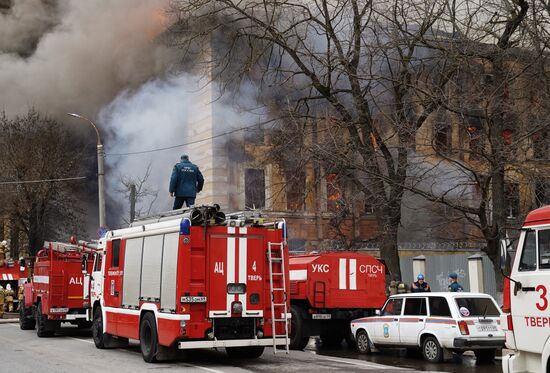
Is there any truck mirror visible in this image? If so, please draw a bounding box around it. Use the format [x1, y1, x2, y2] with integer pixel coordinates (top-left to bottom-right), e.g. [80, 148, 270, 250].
[81, 255, 87, 274]
[19, 258, 25, 268]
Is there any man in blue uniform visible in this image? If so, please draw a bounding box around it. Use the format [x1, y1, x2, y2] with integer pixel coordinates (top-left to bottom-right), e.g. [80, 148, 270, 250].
[169, 155, 204, 210]
[411, 273, 431, 292]
[448, 272, 464, 292]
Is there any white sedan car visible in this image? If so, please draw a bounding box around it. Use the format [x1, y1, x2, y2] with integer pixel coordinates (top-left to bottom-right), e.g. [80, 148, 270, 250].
[350, 292, 505, 363]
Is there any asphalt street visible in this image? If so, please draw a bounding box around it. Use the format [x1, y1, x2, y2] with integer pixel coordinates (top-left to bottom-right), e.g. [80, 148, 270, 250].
[0, 323, 416, 373]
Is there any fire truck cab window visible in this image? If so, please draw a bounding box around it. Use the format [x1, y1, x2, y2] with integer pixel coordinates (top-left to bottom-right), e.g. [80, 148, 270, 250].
[428, 297, 452, 317]
[404, 297, 427, 316]
[94, 253, 102, 272]
[538, 230, 550, 269]
[111, 239, 121, 268]
[519, 230, 536, 271]
[382, 298, 403, 316]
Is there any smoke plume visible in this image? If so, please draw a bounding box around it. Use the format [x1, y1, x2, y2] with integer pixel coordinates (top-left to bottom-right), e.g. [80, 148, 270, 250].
[0, 0, 177, 119]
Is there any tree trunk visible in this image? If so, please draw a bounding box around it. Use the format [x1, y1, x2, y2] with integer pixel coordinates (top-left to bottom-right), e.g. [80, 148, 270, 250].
[379, 225, 402, 281]
[486, 237, 504, 294]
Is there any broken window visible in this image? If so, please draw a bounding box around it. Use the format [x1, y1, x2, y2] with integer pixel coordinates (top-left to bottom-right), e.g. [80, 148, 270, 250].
[285, 168, 305, 211]
[433, 111, 452, 155]
[535, 177, 550, 208]
[464, 110, 484, 160]
[244, 169, 266, 209]
[326, 173, 343, 212]
[505, 183, 520, 219]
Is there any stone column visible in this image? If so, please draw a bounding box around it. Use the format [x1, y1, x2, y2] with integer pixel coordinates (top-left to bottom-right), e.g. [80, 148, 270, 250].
[468, 254, 484, 293]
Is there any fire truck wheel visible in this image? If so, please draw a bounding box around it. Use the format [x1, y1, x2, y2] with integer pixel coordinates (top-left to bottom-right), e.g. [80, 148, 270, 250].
[421, 335, 443, 363]
[19, 300, 35, 330]
[140, 312, 159, 363]
[92, 307, 113, 349]
[474, 349, 496, 364]
[289, 305, 309, 350]
[355, 330, 371, 354]
[35, 303, 54, 337]
[225, 346, 265, 358]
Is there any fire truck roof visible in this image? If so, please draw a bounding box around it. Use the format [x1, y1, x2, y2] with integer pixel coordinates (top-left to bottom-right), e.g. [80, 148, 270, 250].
[524, 205, 550, 227]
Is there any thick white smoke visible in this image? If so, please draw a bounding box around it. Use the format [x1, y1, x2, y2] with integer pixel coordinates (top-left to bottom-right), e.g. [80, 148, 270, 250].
[0, 0, 176, 119]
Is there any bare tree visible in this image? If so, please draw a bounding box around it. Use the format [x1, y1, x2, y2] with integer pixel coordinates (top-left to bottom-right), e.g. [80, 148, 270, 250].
[169, 0, 457, 279]
[117, 163, 158, 225]
[0, 110, 86, 257]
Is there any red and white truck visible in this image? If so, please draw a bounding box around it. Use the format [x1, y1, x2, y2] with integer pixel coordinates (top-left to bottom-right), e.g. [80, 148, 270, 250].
[87, 207, 291, 362]
[501, 205, 550, 373]
[19, 239, 97, 336]
[288, 252, 387, 349]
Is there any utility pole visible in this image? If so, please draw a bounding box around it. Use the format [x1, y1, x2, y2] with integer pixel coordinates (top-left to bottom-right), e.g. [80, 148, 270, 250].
[129, 184, 136, 223]
[67, 113, 107, 228]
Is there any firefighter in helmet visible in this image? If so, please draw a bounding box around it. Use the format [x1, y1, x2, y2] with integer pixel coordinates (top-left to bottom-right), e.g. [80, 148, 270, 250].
[17, 283, 24, 311]
[169, 154, 204, 210]
[0, 285, 5, 318]
[0, 241, 6, 266]
[5, 284, 14, 312]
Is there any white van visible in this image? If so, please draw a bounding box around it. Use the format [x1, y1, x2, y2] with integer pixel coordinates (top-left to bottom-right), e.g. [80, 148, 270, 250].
[351, 292, 505, 363]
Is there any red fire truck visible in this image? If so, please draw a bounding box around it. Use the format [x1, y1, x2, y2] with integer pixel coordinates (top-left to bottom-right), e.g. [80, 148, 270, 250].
[19, 240, 97, 337]
[87, 207, 290, 362]
[288, 252, 387, 350]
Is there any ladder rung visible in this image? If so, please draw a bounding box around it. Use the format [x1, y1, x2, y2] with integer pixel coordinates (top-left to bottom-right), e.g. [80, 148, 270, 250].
[273, 303, 286, 306]
[275, 335, 288, 338]
[272, 273, 283, 276]
[273, 318, 288, 322]
[272, 288, 285, 291]
[270, 258, 283, 262]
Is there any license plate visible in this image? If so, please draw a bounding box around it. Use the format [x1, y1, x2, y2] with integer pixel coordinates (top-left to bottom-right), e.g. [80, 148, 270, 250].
[49, 308, 69, 313]
[312, 314, 331, 320]
[180, 296, 207, 303]
[476, 324, 497, 332]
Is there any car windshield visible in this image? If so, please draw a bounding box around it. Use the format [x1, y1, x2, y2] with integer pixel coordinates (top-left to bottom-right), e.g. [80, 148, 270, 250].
[454, 297, 500, 317]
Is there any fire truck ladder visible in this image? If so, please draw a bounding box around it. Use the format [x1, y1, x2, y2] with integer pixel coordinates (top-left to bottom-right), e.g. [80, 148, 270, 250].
[268, 241, 289, 354]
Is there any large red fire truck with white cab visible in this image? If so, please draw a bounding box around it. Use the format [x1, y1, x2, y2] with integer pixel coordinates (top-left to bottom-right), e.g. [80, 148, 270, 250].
[87, 206, 290, 362]
[501, 205, 550, 373]
[19, 239, 97, 336]
[288, 252, 386, 349]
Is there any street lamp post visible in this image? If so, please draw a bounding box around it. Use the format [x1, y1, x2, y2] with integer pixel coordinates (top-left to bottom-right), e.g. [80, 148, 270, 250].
[67, 113, 107, 228]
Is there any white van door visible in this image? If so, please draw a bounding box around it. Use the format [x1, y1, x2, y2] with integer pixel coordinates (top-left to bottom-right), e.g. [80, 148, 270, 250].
[399, 297, 427, 345]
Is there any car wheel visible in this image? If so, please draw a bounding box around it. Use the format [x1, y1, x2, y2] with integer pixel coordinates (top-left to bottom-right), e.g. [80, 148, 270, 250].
[140, 312, 159, 363]
[355, 330, 371, 354]
[474, 349, 496, 364]
[422, 336, 443, 363]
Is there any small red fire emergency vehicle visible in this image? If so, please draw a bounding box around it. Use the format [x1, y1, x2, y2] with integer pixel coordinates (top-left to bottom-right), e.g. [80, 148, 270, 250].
[288, 252, 387, 349]
[87, 207, 291, 362]
[19, 240, 97, 337]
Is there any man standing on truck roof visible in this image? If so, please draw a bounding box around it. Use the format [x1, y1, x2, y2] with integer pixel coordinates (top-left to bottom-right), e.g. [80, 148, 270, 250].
[169, 154, 204, 210]
[448, 272, 464, 292]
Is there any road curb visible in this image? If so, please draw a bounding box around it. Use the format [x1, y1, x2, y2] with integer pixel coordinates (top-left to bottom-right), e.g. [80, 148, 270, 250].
[0, 318, 19, 324]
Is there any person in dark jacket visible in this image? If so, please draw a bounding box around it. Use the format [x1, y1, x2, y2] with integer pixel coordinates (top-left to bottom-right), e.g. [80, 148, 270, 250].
[411, 273, 431, 292]
[169, 155, 204, 209]
[448, 272, 464, 292]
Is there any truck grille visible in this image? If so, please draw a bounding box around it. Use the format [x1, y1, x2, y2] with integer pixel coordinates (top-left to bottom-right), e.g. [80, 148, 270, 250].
[214, 318, 255, 340]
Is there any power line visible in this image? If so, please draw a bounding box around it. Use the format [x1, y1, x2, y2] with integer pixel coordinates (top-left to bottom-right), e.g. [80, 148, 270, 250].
[106, 123, 264, 157]
[0, 176, 87, 185]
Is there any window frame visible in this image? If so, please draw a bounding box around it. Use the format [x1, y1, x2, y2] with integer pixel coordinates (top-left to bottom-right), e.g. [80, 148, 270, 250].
[403, 297, 427, 316]
[427, 296, 452, 318]
[518, 229, 537, 272]
[538, 229, 550, 270]
[381, 297, 404, 316]
[111, 239, 121, 268]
